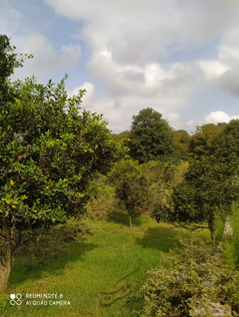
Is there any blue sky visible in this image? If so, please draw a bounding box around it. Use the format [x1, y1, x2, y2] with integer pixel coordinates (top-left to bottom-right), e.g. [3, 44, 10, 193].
[2, 0, 239, 134]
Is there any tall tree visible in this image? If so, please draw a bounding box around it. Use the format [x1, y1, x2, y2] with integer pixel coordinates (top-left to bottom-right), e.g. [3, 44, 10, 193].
[129, 108, 174, 163]
[0, 36, 126, 291]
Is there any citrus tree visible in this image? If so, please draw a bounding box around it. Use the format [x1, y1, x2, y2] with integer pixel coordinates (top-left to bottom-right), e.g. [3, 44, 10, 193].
[0, 35, 126, 291]
[108, 159, 149, 227]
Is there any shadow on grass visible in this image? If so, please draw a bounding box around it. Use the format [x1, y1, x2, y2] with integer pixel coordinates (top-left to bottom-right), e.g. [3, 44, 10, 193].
[8, 240, 98, 289]
[106, 210, 130, 227]
[106, 210, 144, 228]
[135, 225, 193, 253]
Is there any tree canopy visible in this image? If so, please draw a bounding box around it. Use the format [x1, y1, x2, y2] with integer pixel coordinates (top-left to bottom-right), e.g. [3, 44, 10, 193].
[210, 119, 239, 165]
[153, 155, 239, 241]
[108, 159, 149, 227]
[189, 123, 223, 157]
[0, 35, 126, 291]
[172, 129, 191, 161]
[129, 108, 174, 163]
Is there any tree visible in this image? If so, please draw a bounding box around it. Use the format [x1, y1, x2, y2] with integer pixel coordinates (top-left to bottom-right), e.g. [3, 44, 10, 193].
[217, 122, 228, 128]
[140, 160, 189, 216]
[129, 108, 174, 163]
[210, 119, 239, 165]
[108, 159, 149, 227]
[153, 155, 239, 242]
[172, 129, 191, 161]
[189, 123, 223, 157]
[0, 36, 126, 291]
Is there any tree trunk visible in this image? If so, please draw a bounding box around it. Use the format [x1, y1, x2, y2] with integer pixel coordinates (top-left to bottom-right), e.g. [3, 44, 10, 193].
[208, 220, 215, 244]
[129, 216, 132, 228]
[0, 260, 12, 291]
[0, 222, 15, 291]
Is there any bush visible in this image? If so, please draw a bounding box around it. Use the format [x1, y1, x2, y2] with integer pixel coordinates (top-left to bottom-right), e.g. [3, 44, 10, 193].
[131, 237, 239, 316]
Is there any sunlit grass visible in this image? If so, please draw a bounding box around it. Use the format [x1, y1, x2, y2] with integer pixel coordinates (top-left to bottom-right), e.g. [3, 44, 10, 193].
[1, 212, 211, 317]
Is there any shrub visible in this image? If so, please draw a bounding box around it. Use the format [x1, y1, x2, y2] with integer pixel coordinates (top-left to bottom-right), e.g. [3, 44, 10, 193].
[131, 237, 239, 316]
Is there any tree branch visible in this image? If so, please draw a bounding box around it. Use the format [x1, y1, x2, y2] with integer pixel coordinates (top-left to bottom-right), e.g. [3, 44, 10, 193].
[170, 222, 209, 232]
[0, 256, 6, 267]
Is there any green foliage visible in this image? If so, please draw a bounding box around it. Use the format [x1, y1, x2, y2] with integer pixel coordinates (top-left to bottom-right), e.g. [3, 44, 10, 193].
[0, 291, 9, 314]
[108, 159, 149, 226]
[0, 36, 127, 290]
[141, 160, 188, 215]
[0, 34, 33, 107]
[129, 108, 174, 163]
[217, 122, 228, 128]
[189, 124, 223, 157]
[132, 238, 239, 316]
[210, 119, 239, 164]
[85, 174, 119, 221]
[173, 129, 191, 161]
[113, 130, 131, 148]
[153, 155, 239, 241]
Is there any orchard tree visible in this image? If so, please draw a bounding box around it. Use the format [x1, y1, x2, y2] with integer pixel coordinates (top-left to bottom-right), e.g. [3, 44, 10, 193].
[129, 108, 174, 163]
[153, 155, 239, 242]
[108, 159, 149, 227]
[0, 35, 127, 291]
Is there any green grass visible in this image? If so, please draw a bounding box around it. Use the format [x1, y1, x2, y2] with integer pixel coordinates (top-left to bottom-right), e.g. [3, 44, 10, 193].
[0, 212, 211, 317]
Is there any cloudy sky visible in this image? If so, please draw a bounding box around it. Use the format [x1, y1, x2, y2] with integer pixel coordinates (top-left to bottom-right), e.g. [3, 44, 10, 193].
[2, 0, 239, 134]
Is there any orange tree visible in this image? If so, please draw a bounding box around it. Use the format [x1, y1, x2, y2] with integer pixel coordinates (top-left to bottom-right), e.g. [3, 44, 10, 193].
[0, 35, 126, 291]
[108, 159, 149, 227]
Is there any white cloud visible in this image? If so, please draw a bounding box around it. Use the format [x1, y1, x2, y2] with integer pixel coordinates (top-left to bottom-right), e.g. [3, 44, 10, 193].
[198, 60, 231, 80]
[187, 120, 204, 131]
[204, 111, 239, 124]
[0, 0, 27, 36]
[88, 51, 194, 98]
[44, 0, 239, 99]
[61, 44, 82, 58]
[68, 82, 95, 107]
[199, 25, 239, 96]
[11, 33, 81, 82]
[166, 113, 181, 129]
[71, 90, 189, 133]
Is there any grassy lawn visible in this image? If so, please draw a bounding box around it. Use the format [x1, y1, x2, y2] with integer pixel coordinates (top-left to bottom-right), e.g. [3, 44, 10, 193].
[1, 213, 211, 316]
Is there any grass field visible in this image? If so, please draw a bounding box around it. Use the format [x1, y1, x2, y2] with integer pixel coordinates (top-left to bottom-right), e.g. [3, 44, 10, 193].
[0, 212, 211, 316]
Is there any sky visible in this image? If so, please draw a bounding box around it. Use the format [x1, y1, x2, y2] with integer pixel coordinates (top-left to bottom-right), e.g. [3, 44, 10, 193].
[2, 0, 239, 135]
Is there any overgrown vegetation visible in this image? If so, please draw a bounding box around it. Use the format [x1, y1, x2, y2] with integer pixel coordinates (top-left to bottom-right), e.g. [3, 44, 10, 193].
[132, 237, 239, 317]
